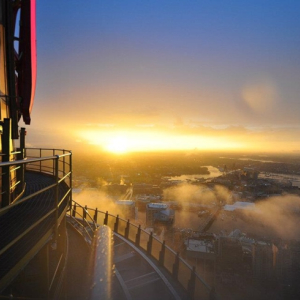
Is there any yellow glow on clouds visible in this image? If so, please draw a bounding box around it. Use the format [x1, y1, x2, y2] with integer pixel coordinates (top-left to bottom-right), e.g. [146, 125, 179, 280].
[78, 129, 243, 153]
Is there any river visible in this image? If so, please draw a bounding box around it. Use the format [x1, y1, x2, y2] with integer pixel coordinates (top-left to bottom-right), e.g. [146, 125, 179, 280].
[165, 165, 222, 182]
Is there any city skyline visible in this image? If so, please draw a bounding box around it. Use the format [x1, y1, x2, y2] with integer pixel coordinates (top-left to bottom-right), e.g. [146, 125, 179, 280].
[23, 0, 300, 153]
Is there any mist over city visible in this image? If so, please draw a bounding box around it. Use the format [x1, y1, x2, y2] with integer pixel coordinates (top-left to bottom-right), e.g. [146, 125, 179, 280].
[71, 150, 300, 299]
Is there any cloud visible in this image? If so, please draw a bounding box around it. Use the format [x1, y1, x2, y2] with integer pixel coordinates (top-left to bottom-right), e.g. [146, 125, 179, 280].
[162, 185, 300, 241]
[73, 189, 136, 221]
[163, 183, 232, 205]
[240, 194, 300, 240]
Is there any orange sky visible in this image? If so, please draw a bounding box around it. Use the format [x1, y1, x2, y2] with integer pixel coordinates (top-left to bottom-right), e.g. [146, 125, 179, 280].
[23, 113, 300, 154]
[21, 1, 300, 154]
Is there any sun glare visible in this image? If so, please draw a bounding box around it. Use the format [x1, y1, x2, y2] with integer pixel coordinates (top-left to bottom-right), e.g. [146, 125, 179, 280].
[105, 136, 129, 154]
[78, 129, 247, 153]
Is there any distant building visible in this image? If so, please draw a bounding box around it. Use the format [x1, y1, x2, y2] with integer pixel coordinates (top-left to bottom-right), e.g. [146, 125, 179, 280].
[135, 194, 161, 210]
[252, 241, 277, 281]
[223, 201, 255, 212]
[146, 203, 174, 226]
[115, 200, 136, 220]
[184, 233, 216, 260]
[217, 236, 243, 271]
[133, 183, 161, 195]
[275, 241, 300, 294]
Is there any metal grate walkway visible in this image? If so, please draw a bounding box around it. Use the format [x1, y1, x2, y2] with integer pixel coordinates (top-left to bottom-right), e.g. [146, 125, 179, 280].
[0, 171, 69, 281]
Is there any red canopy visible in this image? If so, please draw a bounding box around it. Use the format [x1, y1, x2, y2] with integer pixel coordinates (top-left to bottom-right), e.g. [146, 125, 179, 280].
[18, 0, 36, 125]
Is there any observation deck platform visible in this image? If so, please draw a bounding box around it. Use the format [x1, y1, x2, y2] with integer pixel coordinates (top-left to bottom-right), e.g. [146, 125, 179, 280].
[0, 171, 69, 292]
[0, 170, 70, 291]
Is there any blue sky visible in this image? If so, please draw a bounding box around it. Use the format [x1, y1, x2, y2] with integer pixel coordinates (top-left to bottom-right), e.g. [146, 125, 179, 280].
[24, 0, 300, 152]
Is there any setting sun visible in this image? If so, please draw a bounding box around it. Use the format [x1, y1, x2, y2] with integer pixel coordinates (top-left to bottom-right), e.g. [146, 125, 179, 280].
[105, 136, 129, 153]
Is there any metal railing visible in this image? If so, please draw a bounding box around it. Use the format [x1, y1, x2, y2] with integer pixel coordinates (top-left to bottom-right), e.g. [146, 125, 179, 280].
[68, 202, 98, 243]
[69, 202, 217, 300]
[0, 148, 72, 292]
[25, 148, 72, 180]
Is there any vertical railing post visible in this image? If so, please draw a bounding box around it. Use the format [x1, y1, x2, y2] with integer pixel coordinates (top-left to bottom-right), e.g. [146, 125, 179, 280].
[52, 149, 55, 176]
[114, 215, 119, 233]
[125, 219, 130, 239]
[39, 148, 42, 173]
[147, 232, 153, 255]
[1, 118, 11, 207]
[159, 240, 166, 266]
[17, 127, 26, 194]
[104, 211, 108, 225]
[54, 156, 59, 243]
[72, 203, 76, 217]
[69, 152, 72, 210]
[93, 208, 98, 223]
[63, 150, 66, 176]
[187, 266, 196, 300]
[135, 225, 141, 247]
[172, 252, 180, 280]
[83, 205, 87, 220]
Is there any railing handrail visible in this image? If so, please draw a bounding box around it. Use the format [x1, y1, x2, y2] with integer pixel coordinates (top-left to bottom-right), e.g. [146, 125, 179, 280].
[69, 201, 98, 231]
[25, 147, 72, 152]
[0, 148, 72, 213]
[0, 152, 71, 168]
[103, 210, 183, 257]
